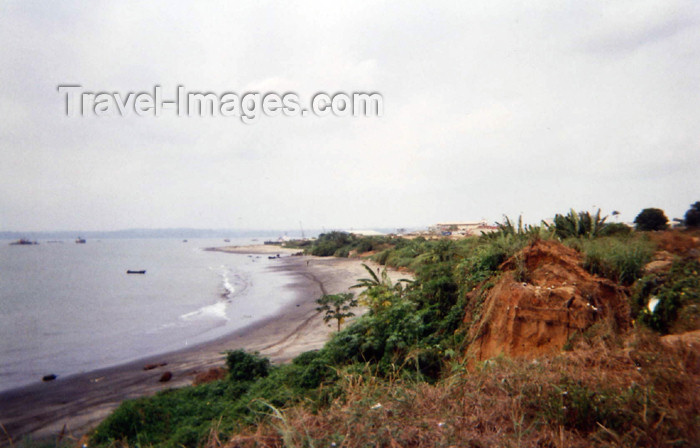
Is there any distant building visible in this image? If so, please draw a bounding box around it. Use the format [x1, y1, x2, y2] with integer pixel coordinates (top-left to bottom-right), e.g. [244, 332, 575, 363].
[431, 221, 497, 236]
[345, 229, 385, 236]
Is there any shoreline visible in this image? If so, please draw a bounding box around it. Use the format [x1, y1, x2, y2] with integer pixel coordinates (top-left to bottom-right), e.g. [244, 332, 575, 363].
[206, 244, 302, 255]
[0, 252, 389, 444]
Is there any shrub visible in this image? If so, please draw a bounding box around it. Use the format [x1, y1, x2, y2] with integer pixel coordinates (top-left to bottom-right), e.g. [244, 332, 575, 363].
[684, 201, 700, 227]
[226, 350, 270, 382]
[355, 239, 373, 254]
[290, 350, 337, 389]
[634, 208, 668, 231]
[91, 381, 243, 447]
[309, 231, 355, 256]
[599, 222, 632, 237]
[374, 249, 391, 265]
[333, 247, 350, 257]
[633, 259, 700, 333]
[457, 234, 526, 292]
[320, 299, 427, 376]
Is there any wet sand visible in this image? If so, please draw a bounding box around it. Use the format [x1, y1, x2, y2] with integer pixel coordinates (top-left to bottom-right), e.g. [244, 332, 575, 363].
[0, 253, 394, 444]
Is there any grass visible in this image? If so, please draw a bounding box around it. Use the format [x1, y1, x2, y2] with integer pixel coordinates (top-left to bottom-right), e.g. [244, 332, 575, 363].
[574, 236, 655, 285]
[224, 329, 700, 447]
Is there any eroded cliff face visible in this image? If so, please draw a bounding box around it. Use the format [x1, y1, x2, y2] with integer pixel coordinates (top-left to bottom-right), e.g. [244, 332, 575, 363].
[467, 240, 630, 361]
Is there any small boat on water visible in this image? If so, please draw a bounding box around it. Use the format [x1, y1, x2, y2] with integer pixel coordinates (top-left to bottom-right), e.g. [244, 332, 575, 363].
[75, 237, 86, 244]
[126, 270, 147, 274]
[9, 239, 38, 245]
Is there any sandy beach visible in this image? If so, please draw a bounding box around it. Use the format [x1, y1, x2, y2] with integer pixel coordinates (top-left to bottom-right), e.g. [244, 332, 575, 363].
[0, 250, 398, 444]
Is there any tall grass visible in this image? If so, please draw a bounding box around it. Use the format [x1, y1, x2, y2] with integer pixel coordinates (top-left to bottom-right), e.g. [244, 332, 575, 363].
[580, 237, 654, 285]
[223, 331, 700, 447]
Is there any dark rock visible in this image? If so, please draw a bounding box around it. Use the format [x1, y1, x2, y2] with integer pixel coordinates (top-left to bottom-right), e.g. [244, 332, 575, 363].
[159, 371, 173, 382]
[143, 362, 168, 371]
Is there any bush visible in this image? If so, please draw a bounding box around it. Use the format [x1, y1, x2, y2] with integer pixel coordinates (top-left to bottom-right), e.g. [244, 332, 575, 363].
[291, 350, 337, 389]
[684, 201, 700, 227]
[91, 381, 243, 447]
[633, 259, 700, 333]
[355, 239, 373, 254]
[309, 231, 355, 256]
[374, 249, 391, 265]
[226, 350, 270, 382]
[599, 222, 632, 237]
[634, 208, 668, 231]
[320, 299, 427, 376]
[457, 235, 526, 291]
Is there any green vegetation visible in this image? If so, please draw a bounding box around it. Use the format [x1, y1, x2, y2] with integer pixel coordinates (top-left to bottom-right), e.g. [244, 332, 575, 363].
[634, 207, 669, 231]
[227, 335, 699, 447]
[92, 351, 337, 447]
[684, 201, 700, 227]
[225, 350, 270, 382]
[577, 236, 654, 285]
[632, 259, 700, 333]
[90, 207, 700, 447]
[546, 209, 608, 239]
[315, 292, 358, 332]
[301, 231, 399, 257]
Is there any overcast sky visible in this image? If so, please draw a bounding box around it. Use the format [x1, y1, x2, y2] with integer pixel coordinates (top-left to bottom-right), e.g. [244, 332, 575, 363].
[1, 1, 698, 232]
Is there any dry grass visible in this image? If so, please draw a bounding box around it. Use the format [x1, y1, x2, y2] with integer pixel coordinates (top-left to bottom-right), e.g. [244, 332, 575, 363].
[219, 329, 699, 448]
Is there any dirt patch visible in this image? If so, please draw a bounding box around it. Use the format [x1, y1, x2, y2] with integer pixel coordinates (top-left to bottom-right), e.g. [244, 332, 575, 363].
[193, 367, 227, 385]
[661, 329, 700, 349]
[647, 230, 700, 256]
[467, 239, 630, 361]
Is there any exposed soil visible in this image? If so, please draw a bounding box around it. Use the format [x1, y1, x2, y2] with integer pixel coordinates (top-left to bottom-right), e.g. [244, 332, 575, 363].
[647, 229, 700, 256]
[467, 239, 630, 361]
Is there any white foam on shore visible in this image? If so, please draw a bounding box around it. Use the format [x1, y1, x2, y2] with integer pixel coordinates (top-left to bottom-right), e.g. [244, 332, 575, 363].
[221, 267, 235, 298]
[209, 265, 237, 298]
[180, 301, 229, 321]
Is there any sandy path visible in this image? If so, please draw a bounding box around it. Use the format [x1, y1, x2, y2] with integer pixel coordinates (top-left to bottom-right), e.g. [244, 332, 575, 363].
[0, 253, 399, 444]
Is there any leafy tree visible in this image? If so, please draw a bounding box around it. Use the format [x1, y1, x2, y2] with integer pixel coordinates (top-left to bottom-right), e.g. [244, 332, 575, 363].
[316, 292, 358, 332]
[684, 201, 700, 227]
[634, 208, 668, 231]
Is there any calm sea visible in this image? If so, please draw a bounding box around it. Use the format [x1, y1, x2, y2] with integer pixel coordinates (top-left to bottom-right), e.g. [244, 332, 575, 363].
[0, 238, 296, 392]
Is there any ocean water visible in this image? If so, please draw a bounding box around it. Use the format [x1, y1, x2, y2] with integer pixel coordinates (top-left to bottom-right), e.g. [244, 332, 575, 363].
[0, 238, 296, 392]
